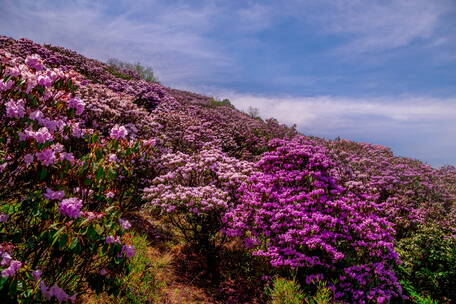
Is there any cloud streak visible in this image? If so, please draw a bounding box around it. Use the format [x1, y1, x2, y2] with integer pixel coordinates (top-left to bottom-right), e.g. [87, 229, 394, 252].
[291, 0, 452, 53]
[219, 91, 456, 166]
[0, 0, 231, 86]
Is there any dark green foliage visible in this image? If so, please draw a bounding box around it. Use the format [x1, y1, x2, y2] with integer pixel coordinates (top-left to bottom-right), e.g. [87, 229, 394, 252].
[208, 97, 235, 108]
[401, 280, 439, 304]
[396, 224, 456, 302]
[105, 66, 135, 81]
[106, 58, 156, 82]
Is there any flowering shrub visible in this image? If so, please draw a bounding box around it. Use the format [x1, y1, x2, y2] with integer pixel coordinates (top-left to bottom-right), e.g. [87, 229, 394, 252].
[0, 53, 155, 301]
[225, 138, 402, 303]
[321, 139, 456, 238]
[143, 145, 254, 279]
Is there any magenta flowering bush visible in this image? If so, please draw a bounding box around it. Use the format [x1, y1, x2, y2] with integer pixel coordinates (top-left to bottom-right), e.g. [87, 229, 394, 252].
[320, 139, 456, 236]
[225, 138, 403, 303]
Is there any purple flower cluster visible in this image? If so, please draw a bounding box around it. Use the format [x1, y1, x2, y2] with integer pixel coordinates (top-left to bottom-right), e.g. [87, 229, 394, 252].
[106, 236, 121, 244]
[1, 259, 21, 278]
[5, 99, 25, 118]
[121, 245, 135, 258]
[0, 45, 155, 302]
[59, 198, 83, 218]
[0, 213, 8, 223]
[40, 281, 76, 303]
[67, 97, 85, 115]
[225, 138, 402, 303]
[44, 188, 65, 200]
[25, 54, 45, 71]
[110, 124, 128, 140]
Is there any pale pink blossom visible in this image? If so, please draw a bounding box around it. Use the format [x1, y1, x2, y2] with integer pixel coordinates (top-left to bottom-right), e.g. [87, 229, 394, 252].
[110, 124, 128, 140]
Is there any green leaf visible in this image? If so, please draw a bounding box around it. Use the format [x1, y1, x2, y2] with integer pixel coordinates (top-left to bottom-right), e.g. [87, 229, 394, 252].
[96, 166, 105, 181]
[85, 225, 99, 241]
[39, 168, 48, 180]
[51, 226, 66, 247]
[59, 233, 68, 250]
[8, 279, 17, 295]
[0, 277, 8, 291]
[70, 237, 78, 250]
[84, 178, 91, 186]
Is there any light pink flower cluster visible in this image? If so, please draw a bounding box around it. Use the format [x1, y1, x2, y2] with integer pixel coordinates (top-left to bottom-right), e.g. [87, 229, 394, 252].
[37, 74, 53, 87]
[110, 124, 128, 140]
[144, 146, 254, 216]
[23, 127, 54, 143]
[5, 99, 25, 118]
[119, 218, 131, 230]
[108, 154, 118, 162]
[81, 211, 104, 221]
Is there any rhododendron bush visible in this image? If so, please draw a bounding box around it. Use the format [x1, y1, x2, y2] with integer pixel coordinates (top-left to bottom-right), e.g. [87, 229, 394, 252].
[0, 52, 155, 301]
[143, 145, 254, 281]
[225, 138, 402, 303]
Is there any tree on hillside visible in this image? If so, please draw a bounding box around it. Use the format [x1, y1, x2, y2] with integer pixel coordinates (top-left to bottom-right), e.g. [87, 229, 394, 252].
[248, 106, 260, 118]
[106, 58, 157, 82]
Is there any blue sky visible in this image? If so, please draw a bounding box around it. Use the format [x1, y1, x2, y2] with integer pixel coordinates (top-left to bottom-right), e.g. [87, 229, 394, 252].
[1, 0, 456, 166]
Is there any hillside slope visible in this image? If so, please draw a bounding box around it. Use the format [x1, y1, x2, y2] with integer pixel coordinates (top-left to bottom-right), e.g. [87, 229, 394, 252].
[1, 36, 455, 303]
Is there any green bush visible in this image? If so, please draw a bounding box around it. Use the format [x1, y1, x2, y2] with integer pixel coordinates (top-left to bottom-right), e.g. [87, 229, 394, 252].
[396, 224, 456, 302]
[267, 277, 305, 304]
[401, 280, 438, 304]
[105, 66, 135, 81]
[208, 98, 235, 108]
[304, 281, 333, 304]
[106, 58, 156, 82]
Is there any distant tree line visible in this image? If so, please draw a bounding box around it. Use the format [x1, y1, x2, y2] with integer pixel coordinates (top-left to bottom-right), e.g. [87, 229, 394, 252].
[106, 58, 157, 82]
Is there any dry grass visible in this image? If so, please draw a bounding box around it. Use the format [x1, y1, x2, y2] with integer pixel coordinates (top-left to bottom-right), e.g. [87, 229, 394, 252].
[82, 212, 215, 304]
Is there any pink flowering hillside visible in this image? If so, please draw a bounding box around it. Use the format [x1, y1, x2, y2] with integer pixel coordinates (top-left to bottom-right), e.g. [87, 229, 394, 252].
[1, 36, 455, 303]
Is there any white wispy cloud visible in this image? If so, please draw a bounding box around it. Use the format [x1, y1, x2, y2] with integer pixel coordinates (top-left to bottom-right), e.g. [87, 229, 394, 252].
[212, 91, 456, 166]
[225, 94, 456, 126]
[297, 0, 451, 53]
[0, 0, 231, 85]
